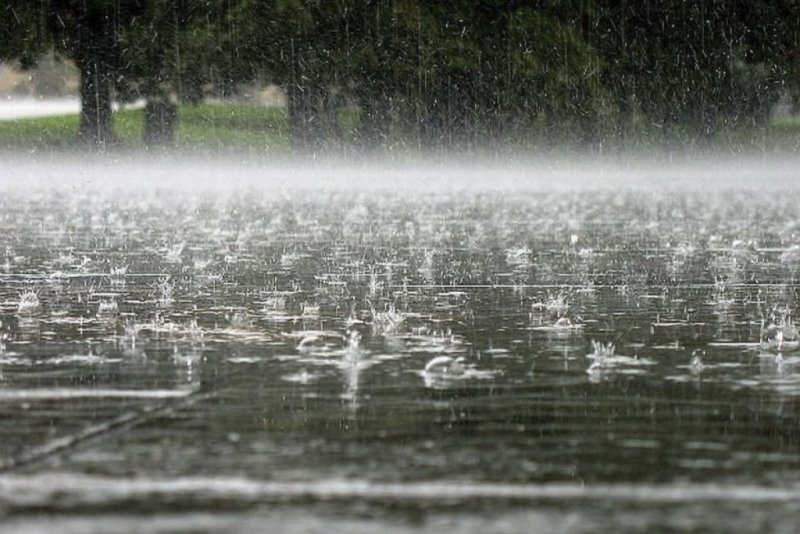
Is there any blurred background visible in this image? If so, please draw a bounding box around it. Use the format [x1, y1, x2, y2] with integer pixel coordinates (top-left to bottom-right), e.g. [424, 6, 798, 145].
[2, 1, 800, 154]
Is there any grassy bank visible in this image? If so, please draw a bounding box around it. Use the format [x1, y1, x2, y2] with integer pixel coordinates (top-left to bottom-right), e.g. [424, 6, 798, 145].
[0, 103, 292, 152]
[1, 102, 800, 154]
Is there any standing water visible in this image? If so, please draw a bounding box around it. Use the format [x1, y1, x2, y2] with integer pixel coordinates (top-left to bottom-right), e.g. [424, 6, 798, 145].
[0, 157, 799, 532]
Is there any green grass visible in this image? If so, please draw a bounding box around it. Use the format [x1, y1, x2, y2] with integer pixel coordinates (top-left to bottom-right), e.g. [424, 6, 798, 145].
[177, 103, 290, 151]
[0, 113, 81, 147]
[1, 101, 800, 154]
[0, 103, 292, 152]
[112, 108, 145, 146]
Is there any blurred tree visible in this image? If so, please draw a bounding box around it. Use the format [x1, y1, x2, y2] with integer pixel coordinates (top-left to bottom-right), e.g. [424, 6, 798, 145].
[3, 0, 799, 152]
[0, 1, 144, 146]
[233, 0, 351, 151]
[593, 0, 790, 147]
[344, 0, 436, 149]
[735, 1, 800, 122]
[118, 0, 236, 146]
[384, 2, 605, 149]
[0, 4, 51, 69]
[504, 4, 606, 147]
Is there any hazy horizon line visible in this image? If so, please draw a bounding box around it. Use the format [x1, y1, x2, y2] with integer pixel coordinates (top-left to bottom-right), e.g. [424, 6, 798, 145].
[0, 149, 796, 192]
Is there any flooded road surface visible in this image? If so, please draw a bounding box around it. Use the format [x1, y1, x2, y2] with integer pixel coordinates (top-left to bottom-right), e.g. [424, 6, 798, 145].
[1, 185, 800, 532]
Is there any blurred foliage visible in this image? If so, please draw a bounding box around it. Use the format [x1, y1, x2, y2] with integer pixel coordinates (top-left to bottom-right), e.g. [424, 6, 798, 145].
[1, 1, 144, 145]
[2, 0, 800, 151]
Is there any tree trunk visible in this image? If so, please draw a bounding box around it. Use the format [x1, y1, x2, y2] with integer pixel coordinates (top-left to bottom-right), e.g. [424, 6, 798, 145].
[615, 88, 635, 151]
[287, 82, 323, 152]
[418, 87, 446, 149]
[357, 91, 391, 150]
[76, 55, 114, 146]
[578, 106, 598, 152]
[144, 98, 178, 147]
[73, 3, 118, 149]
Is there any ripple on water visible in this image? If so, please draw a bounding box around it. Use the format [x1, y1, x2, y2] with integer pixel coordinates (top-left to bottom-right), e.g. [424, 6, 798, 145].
[1, 187, 800, 528]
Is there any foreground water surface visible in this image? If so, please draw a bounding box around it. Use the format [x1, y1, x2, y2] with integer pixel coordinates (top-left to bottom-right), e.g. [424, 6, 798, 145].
[1, 179, 800, 532]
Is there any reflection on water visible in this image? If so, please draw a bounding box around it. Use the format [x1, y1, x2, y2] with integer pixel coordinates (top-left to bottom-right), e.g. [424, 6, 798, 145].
[1, 188, 800, 531]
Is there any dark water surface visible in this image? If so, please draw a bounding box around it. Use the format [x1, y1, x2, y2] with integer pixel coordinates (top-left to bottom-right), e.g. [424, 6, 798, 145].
[1, 185, 800, 532]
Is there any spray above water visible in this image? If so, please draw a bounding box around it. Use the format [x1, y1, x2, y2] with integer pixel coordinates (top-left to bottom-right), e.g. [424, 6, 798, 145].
[16, 291, 41, 316]
[1, 158, 800, 529]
